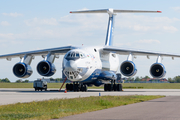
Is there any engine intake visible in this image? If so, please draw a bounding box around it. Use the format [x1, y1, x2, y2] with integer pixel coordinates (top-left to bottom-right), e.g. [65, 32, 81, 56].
[150, 63, 166, 78]
[120, 61, 137, 77]
[13, 63, 33, 78]
[37, 60, 56, 76]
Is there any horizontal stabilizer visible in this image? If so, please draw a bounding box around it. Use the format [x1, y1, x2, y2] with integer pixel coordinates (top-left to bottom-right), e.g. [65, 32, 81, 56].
[70, 9, 162, 14]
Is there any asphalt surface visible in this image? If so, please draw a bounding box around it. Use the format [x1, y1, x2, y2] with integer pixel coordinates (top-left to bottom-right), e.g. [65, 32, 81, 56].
[1, 88, 180, 105]
[58, 96, 180, 120]
[1, 88, 180, 120]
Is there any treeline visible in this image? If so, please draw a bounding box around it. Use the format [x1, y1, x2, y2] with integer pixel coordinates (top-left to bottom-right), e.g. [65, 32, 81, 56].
[125, 76, 151, 81]
[1, 76, 180, 83]
[168, 76, 180, 83]
[15, 80, 29, 83]
[0, 78, 63, 83]
[0, 78, 29, 83]
[125, 76, 180, 83]
[0, 78, 10, 83]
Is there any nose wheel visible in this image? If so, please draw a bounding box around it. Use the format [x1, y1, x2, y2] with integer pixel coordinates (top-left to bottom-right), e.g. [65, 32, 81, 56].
[66, 82, 87, 92]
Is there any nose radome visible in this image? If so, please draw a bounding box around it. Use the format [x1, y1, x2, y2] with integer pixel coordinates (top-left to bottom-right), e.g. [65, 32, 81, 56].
[66, 60, 77, 71]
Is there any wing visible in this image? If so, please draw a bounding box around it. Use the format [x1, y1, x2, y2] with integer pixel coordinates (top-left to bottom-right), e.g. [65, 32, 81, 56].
[0, 46, 77, 60]
[103, 46, 180, 58]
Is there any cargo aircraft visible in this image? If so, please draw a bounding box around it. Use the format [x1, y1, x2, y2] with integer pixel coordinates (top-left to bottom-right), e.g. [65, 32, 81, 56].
[0, 9, 180, 91]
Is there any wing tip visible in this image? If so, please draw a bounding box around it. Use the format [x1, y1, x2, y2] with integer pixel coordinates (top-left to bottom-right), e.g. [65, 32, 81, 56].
[157, 11, 162, 13]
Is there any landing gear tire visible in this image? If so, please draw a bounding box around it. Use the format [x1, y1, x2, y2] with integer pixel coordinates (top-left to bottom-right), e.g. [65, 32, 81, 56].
[104, 84, 112, 91]
[80, 84, 83, 91]
[70, 84, 73, 91]
[117, 84, 122, 91]
[79, 84, 87, 92]
[104, 83, 122, 91]
[82, 85, 87, 92]
[66, 83, 73, 91]
[113, 84, 117, 91]
[73, 84, 80, 92]
[104, 84, 108, 91]
[107, 84, 112, 91]
[66, 83, 69, 91]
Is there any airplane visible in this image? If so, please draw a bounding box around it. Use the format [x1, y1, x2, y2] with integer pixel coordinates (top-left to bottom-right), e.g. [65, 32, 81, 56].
[0, 9, 180, 92]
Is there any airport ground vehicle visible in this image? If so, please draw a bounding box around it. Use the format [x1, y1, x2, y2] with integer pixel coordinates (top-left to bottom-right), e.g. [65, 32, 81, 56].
[33, 80, 47, 91]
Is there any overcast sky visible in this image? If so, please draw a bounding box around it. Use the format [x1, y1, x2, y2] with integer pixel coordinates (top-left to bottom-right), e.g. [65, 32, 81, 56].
[1, 0, 180, 82]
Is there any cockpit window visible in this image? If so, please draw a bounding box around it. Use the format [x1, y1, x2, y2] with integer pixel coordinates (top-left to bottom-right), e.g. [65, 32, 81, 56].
[76, 53, 80, 57]
[71, 52, 75, 57]
[65, 51, 81, 60]
[67, 53, 71, 57]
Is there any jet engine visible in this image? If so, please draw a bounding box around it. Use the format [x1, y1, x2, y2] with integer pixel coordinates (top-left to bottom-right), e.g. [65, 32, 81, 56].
[13, 62, 33, 78]
[37, 60, 56, 76]
[150, 63, 166, 78]
[120, 61, 137, 77]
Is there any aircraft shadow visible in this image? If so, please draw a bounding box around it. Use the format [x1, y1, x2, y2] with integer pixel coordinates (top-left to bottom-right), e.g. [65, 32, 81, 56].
[0, 89, 180, 93]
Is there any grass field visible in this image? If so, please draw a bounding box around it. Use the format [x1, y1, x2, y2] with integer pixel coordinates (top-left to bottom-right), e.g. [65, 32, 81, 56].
[1, 83, 180, 89]
[0, 95, 163, 120]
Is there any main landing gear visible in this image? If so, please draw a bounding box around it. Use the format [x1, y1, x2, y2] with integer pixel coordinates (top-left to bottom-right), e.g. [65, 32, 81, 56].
[66, 83, 87, 92]
[104, 80, 122, 91]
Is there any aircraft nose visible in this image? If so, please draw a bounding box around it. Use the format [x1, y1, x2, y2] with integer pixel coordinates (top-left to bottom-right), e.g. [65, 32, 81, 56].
[64, 60, 82, 80]
[65, 60, 77, 71]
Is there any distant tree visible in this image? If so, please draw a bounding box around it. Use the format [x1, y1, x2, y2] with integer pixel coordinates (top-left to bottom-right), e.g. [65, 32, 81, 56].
[55, 78, 61, 82]
[1, 78, 10, 83]
[24, 80, 29, 83]
[143, 76, 150, 79]
[16, 79, 22, 83]
[127, 77, 134, 81]
[135, 76, 141, 81]
[173, 76, 180, 83]
[168, 78, 174, 83]
[142, 76, 150, 81]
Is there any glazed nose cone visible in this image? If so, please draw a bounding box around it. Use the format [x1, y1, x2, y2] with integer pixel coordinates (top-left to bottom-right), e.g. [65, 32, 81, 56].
[65, 60, 77, 71]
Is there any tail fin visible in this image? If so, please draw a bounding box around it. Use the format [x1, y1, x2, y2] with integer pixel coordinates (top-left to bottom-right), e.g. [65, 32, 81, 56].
[70, 9, 161, 46]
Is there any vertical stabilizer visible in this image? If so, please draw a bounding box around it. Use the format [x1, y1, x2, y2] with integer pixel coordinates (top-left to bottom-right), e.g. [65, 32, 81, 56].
[105, 12, 114, 46]
[70, 9, 161, 46]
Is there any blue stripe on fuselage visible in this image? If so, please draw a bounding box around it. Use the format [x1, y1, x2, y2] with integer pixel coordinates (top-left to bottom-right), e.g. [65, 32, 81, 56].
[81, 69, 117, 86]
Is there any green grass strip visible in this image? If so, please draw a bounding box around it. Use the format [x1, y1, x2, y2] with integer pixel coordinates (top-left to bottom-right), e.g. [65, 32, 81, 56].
[1, 83, 180, 89]
[0, 95, 164, 120]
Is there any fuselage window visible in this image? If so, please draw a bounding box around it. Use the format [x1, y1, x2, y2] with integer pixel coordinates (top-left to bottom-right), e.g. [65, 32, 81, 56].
[80, 53, 86, 59]
[94, 49, 97, 52]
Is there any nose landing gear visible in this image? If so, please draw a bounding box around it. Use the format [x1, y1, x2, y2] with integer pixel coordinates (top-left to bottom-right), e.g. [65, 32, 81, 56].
[66, 82, 87, 92]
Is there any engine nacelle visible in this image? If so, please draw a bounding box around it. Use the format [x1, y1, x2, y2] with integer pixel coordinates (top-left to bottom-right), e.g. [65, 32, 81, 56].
[37, 60, 56, 77]
[13, 62, 33, 78]
[150, 63, 166, 78]
[120, 61, 137, 77]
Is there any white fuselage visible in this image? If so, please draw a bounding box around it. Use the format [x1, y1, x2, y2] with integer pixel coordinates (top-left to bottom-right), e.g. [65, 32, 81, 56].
[62, 46, 119, 82]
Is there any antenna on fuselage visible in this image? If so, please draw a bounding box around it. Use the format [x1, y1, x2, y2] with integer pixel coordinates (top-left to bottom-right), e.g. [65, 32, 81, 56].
[70, 9, 161, 46]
